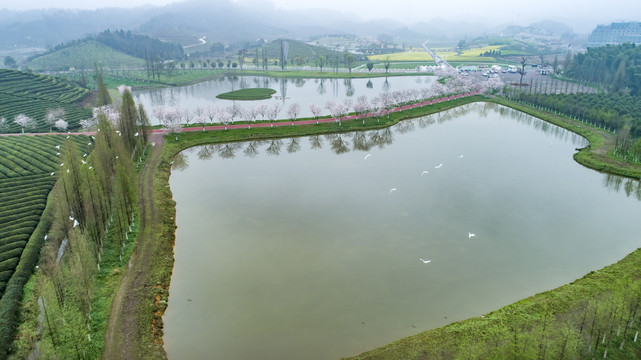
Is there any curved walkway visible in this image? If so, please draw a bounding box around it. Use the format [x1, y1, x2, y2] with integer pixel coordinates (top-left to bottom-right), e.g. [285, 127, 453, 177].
[153, 91, 481, 134]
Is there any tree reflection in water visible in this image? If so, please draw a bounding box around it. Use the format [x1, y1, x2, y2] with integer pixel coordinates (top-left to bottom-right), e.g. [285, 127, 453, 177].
[604, 173, 641, 201]
[286, 138, 301, 153]
[266, 139, 284, 156]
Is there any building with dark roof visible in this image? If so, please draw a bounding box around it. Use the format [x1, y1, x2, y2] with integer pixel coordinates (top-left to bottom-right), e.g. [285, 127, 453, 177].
[588, 22, 641, 45]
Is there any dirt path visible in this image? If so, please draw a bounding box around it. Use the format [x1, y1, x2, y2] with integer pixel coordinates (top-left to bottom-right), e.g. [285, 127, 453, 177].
[103, 132, 166, 359]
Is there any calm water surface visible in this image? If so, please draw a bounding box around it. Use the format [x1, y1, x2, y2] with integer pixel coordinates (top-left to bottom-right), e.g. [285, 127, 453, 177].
[165, 103, 641, 360]
[133, 75, 434, 125]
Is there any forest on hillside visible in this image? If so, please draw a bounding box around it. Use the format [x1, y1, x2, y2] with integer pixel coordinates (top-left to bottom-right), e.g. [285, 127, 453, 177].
[31, 30, 185, 63]
[564, 43, 641, 95]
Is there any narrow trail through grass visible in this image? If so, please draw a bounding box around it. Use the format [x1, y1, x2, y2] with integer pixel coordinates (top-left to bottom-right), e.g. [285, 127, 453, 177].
[103, 133, 167, 359]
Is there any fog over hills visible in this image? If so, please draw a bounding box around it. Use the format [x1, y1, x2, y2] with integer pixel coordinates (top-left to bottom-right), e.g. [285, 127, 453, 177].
[0, 0, 632, 53]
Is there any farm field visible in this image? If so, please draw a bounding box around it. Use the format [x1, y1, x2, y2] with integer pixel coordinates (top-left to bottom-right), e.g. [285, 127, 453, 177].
[0, 69, 92, 133]
[0, 134, 92, 298]
[369, 45, 503, 63]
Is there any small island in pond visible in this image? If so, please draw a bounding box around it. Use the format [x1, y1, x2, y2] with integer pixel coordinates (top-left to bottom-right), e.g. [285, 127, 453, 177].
[216, 88, 277, 100]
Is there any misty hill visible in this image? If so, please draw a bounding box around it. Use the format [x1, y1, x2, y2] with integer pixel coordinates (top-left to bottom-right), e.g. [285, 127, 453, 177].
[1, 0, 579, 57]
[0, 7, 161, 50]
[26, 30, 184, 72]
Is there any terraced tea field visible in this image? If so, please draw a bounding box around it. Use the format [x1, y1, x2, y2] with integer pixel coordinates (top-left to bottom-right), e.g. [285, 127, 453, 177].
[0, 69, 92, 133]
[0, 134, 92, 297]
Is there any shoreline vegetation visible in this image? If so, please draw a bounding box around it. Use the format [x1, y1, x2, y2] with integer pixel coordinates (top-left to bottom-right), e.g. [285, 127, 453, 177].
[143, 94, 641, 359]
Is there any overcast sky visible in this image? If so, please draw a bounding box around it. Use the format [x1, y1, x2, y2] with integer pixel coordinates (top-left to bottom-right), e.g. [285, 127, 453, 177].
[4, 0, 641, 32]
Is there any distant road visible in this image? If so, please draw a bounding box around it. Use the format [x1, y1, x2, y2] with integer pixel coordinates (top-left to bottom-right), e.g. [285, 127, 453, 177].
[422, 41, 453, 68]
[184, 36, 207, 49]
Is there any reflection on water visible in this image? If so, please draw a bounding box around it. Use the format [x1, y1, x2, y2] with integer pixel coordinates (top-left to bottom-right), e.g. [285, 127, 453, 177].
[604, 173, 641, 200]
[165, 103, 641, 360]
[180, 103, 592, 162]
[134, 75, 435, 125]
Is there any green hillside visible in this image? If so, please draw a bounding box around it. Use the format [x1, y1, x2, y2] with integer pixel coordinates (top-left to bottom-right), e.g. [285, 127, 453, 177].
[27, 40, 146, 72]
[0, 69, 92, 133]
[260, 39, 363, 65]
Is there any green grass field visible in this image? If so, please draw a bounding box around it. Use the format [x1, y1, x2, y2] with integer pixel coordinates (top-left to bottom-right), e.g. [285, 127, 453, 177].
[216, 88, 277, 100]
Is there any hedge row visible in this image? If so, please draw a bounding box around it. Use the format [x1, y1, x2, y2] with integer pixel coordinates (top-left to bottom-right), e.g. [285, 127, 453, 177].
[0, 69, 93, 134]
[0, 69, 89, 104]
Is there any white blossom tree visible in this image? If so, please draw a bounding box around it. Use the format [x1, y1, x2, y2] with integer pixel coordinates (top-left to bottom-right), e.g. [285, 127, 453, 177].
[44, 108, 65, 131]
[93, 105, 120, 126]
[79, 118, 97, 131]
[256, 104, 269, 121]
[206, 106, 219, 125]
[160, 107, 183, 140]
[286, 103, 300, 126]
[0, 117, 8, 133]
[54, 119, 68, 132]
[218, 109, 232, 130]
[309, 104, 322, 125]
[354, 95, 370, 124]
[14, 114, 36, 133]
[267, 103, 282, 128]
[243, 107, 259, 129]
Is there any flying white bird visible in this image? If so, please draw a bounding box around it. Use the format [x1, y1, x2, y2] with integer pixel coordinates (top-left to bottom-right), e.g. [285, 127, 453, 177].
[66, 135, 70, 139]
[435, 163, 443, 169]
[421, 170, 429, 176]
[56, 152, 61, 156]
[468, 232, 476, 238]
[389, 188, 397, 194]
[364, 153, 372, 160]
[69, 216, 75, 221]
[459, 154, 464, 158]
[50, 172, 55, 176]
[115, 156, 119, 159]
[81, 160, 86, 164]
[83, 153, 87, 157]
[66, 169, 69, 173]
[152, 142, 156, 147]
[89, 166, 93, 170]
[88, 143, 92, 145]
[419, 258, 431, 264]
[59, 163, 64, 167]
[44, 234, 48, 241]
[134, 132, 139, 137]
[55, 145, 60, 149]
[73, 219, 79, 228]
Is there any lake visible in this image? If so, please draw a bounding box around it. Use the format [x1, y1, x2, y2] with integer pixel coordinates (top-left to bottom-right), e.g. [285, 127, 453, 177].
[133, 75, 435, 125]
[164, 102, 641, 359]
